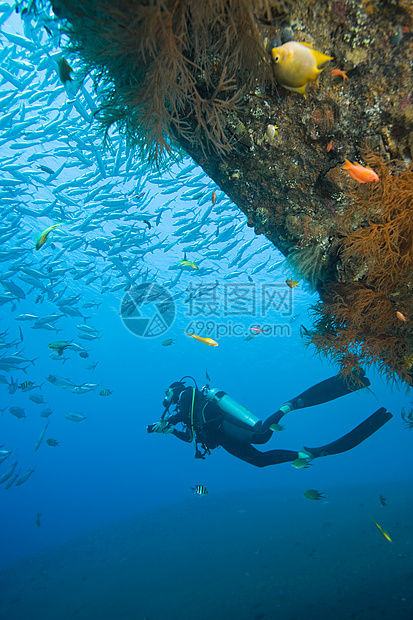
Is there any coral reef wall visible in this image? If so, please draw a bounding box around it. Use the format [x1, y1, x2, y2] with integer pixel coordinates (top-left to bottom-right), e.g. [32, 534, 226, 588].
[22, 0, 413, 384]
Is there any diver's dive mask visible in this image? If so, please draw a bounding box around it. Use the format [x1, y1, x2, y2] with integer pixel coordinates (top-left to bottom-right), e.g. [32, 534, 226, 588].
[162, 381, 185, 408]
[162, 388, 174, 408]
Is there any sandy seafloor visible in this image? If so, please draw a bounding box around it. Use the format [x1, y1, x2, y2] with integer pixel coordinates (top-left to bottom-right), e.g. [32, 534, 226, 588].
[0, 482, 412, 620]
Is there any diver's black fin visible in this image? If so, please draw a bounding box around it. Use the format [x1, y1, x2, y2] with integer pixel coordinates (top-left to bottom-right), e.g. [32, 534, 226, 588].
[304, 407, 393, 458]
[289, 369, 370, 410]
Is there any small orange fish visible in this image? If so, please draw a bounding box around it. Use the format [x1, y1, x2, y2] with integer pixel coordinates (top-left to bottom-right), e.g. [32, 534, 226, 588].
[286, 279, 299, 289]
[342, 159, 379, 183]
[327, 139, 333, 152]
[212, 191, 217, 206]
[331, 69, 348, 80]
[184, 332, 218, 347]
[396, 311, 407, 322]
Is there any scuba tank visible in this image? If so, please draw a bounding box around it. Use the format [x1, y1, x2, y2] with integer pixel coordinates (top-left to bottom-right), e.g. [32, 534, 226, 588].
[204, 387, 262, 442]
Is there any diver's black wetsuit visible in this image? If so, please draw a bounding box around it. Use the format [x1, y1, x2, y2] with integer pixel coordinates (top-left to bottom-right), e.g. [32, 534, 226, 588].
[168, 387, 298, 465]
[164, 373, 392, 468]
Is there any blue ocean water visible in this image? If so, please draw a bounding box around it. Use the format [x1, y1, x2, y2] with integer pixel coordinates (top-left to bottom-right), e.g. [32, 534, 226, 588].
[0, 4, 412, 619]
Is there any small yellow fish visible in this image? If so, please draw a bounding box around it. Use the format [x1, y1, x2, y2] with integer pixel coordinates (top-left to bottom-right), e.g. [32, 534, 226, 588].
[286, 279, 299, 289]
[371, 515, 392, 542]
[184, 332, 218, 347]
[57, 57, 73, 84]
[266, 124, 279, 142]
[292, 458, 312, 469]
[35, 223, 64, 250]
[179, 260, 199, 270]
[271, 41, 333, 97]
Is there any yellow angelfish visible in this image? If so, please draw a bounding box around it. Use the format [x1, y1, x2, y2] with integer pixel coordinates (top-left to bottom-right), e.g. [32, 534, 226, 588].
[286, 279, 299, 289]
[184, 332, 218, 347]
[370, 515, 392, 543]
[271, 41, 333, 97]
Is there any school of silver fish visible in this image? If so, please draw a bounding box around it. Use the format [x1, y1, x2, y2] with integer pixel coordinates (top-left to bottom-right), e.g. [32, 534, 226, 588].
[0, 3, 310, 491]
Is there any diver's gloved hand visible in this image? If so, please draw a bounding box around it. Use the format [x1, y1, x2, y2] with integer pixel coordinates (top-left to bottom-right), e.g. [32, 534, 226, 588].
[151, 420, 174, 434]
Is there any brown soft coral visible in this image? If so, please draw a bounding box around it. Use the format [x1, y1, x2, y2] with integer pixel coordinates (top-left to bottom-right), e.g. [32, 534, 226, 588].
[48, 0, 287, 162]
[340, 153, 413, 290]
[309, 153, 413, 385]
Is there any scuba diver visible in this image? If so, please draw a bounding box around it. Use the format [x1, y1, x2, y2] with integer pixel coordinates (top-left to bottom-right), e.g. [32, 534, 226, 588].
[147, 371, 393, 467]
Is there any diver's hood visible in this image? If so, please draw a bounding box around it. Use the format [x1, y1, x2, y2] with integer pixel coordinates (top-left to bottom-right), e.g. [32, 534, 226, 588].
[162, 381, 186, 408]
